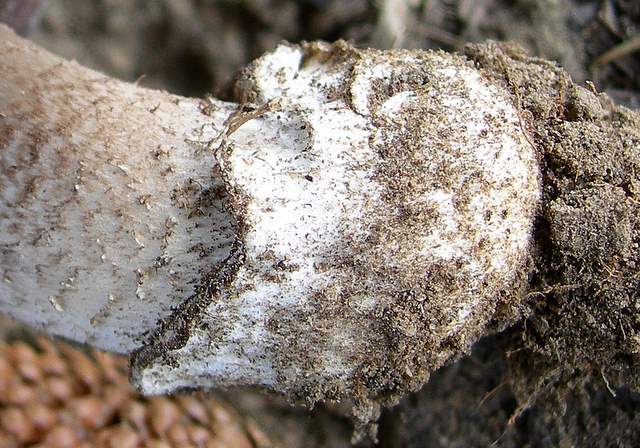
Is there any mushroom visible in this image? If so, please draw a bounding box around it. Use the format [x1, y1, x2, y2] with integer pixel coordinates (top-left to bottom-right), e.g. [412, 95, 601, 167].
[4, 24, 637, 436]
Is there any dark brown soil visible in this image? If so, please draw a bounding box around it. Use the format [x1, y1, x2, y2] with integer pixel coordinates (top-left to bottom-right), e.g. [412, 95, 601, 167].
[380, 335, 640, 448]
[380, 39, 640, 447]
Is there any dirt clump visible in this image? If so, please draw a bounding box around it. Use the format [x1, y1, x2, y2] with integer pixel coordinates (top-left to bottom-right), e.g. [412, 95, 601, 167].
[380, 335, 640, 448]
[464, 40, 640, 435]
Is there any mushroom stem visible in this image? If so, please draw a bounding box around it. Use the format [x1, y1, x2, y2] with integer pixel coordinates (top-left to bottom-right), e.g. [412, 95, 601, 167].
[0, 24, 236, 352]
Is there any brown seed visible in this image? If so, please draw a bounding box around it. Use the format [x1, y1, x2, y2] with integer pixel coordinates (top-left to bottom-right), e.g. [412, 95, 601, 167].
[207, 399, 233, 424]
[168, 422, 190, 445]
[46, 377, 76, 402]
[146, 441, 172, 448]
[4, 380, 37, 405]
[176, 395, 209, 425]
[245, 419, 273, 448]
[206, 440, 235, 448]
[0, 431, 17, 448]
[38, 352, 69, 376]
[69, 396, 111, 429]
[0, 407, 37, 443]
[120, 400, 148, 434]
[215, 426, 254, 448]
[10, 341, 42, 383]
[60, 346, 102, 391]
[93, 351, 126, 384]
[102, 384, 132, 413]
[34, 337, 60, 354]
[42, 425, 79, 448]
[205, 401, 254, 447]
[187, 424, 212, 446]
[25, 402, 58, 431]
[9, 342, 38, 365]
[0, 356, 16, 392]
[16, 358, 43, 383]
[148, 397, 180, 437]
[96, 426, 141, 448]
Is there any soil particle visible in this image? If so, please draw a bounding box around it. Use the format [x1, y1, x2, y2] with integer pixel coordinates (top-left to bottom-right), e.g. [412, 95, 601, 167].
[380, 335, 640, 448]
[464, 40, 640, 422]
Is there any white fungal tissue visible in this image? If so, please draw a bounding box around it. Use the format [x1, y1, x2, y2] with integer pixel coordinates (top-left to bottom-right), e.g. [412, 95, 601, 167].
[0, 27, 540, 412]
[132, 42, 541, 407]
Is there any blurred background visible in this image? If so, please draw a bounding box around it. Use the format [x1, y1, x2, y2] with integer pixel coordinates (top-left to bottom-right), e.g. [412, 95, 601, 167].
[0, 1, 639, 447]
[2, 0, 638, 105]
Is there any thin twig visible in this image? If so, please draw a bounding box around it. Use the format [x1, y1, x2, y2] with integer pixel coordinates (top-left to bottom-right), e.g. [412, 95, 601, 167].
[591, 35, 640, 69]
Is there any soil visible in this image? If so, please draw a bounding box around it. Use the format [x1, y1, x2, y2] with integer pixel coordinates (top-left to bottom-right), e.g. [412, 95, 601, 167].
[1, 1, 639, 446]
[380, 335, 640, 448]
[381, 39, 640, 447]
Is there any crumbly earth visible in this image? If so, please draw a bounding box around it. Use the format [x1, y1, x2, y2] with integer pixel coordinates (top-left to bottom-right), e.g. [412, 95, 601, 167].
[460, 41, 640, 442]
[380, 335, 640, 448]
[372, 43, 640, 446]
